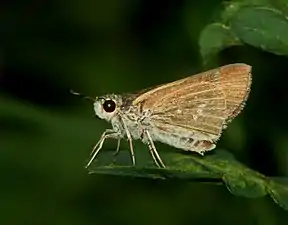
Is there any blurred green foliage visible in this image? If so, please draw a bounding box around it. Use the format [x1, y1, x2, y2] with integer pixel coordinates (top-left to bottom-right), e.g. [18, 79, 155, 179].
[2, 0, 288, 225]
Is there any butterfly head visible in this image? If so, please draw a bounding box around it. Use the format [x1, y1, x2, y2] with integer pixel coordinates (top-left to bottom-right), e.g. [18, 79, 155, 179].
[94, 94, 123, 122]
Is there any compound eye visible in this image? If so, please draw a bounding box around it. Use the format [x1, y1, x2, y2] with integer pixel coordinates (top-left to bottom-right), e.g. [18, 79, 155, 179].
[103, 100, 116, 113]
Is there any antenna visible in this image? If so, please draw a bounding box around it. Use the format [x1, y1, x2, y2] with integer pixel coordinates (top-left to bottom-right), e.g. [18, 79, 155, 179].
[70, 89, 95, 101]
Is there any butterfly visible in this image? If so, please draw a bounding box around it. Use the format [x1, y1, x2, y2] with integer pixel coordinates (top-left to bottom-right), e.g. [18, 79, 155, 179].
[72, 63, 252, 168]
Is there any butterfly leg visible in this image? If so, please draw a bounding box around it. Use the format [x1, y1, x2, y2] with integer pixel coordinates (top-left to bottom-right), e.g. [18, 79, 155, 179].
[86, 129, 120, 168]
[89, 129, 115, 156]
[144, 130, 166, 168]
[121, 120, 136, 166]
[146, 142, 161, 168]
[126, 132, 135, 166]
[113, 138, 121, 156]
[139, 129, 160, 167]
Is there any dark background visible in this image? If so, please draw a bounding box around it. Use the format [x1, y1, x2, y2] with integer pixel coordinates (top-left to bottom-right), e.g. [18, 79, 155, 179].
[2, 1, 288, 225]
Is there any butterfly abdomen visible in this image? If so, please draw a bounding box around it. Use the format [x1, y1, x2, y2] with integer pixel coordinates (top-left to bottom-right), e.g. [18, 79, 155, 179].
[151, 125, 216, 154]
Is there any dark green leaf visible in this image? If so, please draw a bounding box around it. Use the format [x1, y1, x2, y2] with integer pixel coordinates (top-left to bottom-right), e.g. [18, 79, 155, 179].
[88, 149, 221, 181]
[88, 148, 288, 211]
[223, 173, 267, 198]
[267, 178, 288, 211]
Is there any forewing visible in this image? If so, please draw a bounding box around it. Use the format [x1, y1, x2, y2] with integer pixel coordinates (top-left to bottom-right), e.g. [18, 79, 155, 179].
[217, 64, 252, 121]
[132, 63, 252, 137]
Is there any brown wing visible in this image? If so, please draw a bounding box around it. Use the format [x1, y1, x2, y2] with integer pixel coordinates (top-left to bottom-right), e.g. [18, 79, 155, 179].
[132, 63, 252, 136]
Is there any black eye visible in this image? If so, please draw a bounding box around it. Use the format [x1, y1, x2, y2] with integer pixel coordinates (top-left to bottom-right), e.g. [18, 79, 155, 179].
[103, 100, 116, 113]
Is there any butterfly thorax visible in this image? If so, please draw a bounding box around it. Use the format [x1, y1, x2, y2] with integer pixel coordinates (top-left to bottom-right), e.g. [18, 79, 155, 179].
[93, 93, 152, 140]
[118, 100, 153, 140]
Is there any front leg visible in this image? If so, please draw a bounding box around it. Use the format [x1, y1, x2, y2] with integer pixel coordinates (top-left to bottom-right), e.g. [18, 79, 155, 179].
[86, 129, 121, 168]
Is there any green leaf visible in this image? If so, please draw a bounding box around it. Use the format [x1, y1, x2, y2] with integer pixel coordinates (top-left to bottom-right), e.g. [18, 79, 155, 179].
[271, 0, 288, 14]
[88, 148, 288, 211]
[199, 23, 241, 65]
[231, 6, 288, 56]
[220, 0, 272, 22]
[199, 3, 288, 60]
